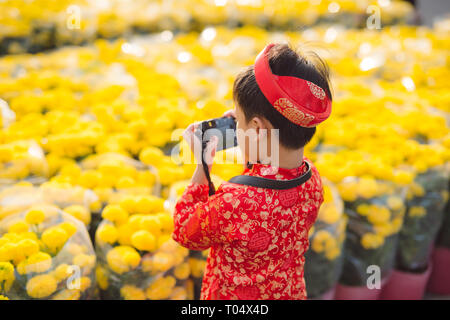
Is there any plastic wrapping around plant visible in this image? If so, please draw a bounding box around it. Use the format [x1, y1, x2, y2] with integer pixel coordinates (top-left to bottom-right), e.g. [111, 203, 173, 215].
[337, 176, 407, 286]
[165, 180, 191, 214]
[165, 176, 227, 300]
[0, 140, 48, 186]
[0, 0, 415, 55]
[0, 184, 99, 233]
[78, 152, 161, 237]
[0, 205, 97, 300]
[396, 164, 450, 273]
[40, 184, 99, 232]
[305, 177, 347, 298]
[188, 249, 209, 300]
[165, 175, 225, 213]
[0, 98, 15, 129]
[434, 159, 450, 249]
[436, 193, 450, 249]
[95, 195, 190, 300]
[0, 184, 42, 221]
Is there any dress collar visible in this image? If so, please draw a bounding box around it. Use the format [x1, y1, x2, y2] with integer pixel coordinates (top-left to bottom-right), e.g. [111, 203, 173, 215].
[243, 157, 309, 180]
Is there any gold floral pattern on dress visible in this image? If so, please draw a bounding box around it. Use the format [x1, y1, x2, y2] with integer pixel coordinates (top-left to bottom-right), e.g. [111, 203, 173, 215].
[172, 157, 324, 300]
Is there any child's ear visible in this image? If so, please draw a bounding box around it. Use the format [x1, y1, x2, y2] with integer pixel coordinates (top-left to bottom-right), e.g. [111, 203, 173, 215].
[249, 117, 273, 145]
[249, 116, 269, 131]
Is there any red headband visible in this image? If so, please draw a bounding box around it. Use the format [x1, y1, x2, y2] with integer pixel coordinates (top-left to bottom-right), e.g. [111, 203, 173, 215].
[254, 43, 332, 127]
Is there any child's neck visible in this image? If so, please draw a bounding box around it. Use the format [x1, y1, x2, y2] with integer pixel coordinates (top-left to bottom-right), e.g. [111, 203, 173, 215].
[277, 147, 304, 169]
[256, 147, 304, 169]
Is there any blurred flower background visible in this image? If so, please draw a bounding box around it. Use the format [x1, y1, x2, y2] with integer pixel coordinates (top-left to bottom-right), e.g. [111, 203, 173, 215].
[0, 0, 449, 300]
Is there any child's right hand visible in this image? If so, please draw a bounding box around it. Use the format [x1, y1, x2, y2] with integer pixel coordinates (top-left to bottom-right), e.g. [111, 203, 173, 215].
[183, 122, 218, 170]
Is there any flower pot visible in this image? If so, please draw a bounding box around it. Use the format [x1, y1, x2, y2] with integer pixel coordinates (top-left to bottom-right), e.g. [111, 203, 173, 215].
[334, 276, 390, 300]
[380, 263, 432, 300]
[308, 285, 336, 300]
[427, 247, 450, 295]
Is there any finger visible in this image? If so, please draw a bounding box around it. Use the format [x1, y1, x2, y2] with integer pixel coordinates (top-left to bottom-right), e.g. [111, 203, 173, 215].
[193, 122, 201, 130]
[186, 123, 195, 132]
[184, 122, 200, 135]
[183, 122, 201, 142]
[204, 136, 218, 165]
[223, 109, 236, 118]
[182, 127, 193, 143]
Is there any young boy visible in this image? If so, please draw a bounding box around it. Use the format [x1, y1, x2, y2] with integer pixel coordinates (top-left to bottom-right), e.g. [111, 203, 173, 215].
[172, 43, 332, 300]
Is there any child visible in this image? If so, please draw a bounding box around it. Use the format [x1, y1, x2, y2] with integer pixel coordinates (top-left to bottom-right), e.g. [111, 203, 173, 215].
[172, 43, 332, 300]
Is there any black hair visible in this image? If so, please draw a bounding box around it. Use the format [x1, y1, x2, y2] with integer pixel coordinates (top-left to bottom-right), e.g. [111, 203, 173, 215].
[233, 43, 332, 149]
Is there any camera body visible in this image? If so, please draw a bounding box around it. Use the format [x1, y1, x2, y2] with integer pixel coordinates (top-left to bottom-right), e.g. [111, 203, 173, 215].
[195, 116, 238, 151]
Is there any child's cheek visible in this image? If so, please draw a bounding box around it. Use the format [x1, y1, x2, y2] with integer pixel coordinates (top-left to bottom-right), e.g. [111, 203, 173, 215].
[236, 125, 248, 163]
[236, 126, 244, 151]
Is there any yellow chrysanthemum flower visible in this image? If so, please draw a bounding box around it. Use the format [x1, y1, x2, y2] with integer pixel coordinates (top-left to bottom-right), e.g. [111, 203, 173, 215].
[17, 238, 40, 257]
[131, 230, 156, 252]
[391, 217, 404, 233]
[119, 196, 138, 214]
[0, 242, 16, 263]
[140, 215, 163, 236]
[66, 243, 87, 256]
[156, 234, 172, 249]
[102, 205, 129, 226]
[66, 276, 91, 292]
[139, 147, 164, 166]
[356, 204, 370, 216]
[97, 224, 118, 244]
[64, 205, 91, 226]
[361, 233, 385, 249]
[387, 196, 404, 211]
[358, 178, 379, 199]
[116, 223, 134, 246]
[308, 226, 315, 238]
[409, 206, 427, 218]
[106, 246, 141, 274]
[170, 286, 188, 300]
[89, 200, 102, 213]
[0, 262, 15, 292]
[152, 252, 175, 273]
[96, 266, 109, 290]
[146, 276, 176, 300]
[156, 213, 174, 233]
[366, 206, 391, 226]
[120, 285, 146, 300]
[322, 185, 333, 203]
[325, 246, 341, 260]
[8, 221, 29, 234]
[337, 182, 358, 202]
[41, 226, 69, 253]
[393, 170, 414, 185]
[25, 208, 46, 225]
[73, 253, 96, 271]
[52, 289, 81, 300]
[319, 206, 341, 224]
[53, 264, 71, 282]
[311, 230, 333, 253]
[26, 274, 57, 299]
[17, 252, 52, 275]
[174, 262, 190, 280]
[58, 222, 77, 237]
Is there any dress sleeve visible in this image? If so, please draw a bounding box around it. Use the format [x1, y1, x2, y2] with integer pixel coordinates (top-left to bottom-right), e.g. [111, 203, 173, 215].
[305, 170, 325, 230]
[172, 183, 234, 251]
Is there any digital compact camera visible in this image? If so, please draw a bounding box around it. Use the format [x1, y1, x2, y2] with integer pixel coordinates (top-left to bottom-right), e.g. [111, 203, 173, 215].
[195, 116, 238, 152]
